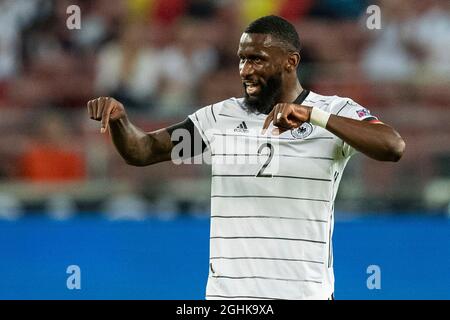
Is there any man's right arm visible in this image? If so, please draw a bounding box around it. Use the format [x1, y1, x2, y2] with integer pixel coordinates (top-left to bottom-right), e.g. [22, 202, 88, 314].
[87, 97, 206, 166]
[87, 97, 173, 166]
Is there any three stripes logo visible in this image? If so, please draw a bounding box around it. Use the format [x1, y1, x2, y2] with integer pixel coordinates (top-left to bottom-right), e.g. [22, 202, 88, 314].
[234, 121, 249, 133]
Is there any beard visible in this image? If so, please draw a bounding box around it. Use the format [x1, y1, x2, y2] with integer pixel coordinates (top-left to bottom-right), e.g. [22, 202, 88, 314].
[243, 73, 283, 115]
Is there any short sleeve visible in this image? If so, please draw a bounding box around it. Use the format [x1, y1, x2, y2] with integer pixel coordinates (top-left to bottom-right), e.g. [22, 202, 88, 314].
[188, 104, 218, 149]
[331, 99, 379, 122]
[330, 98, 381, 158]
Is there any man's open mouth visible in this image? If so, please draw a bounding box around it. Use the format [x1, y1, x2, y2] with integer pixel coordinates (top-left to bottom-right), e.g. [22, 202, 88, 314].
[244, 82, 260, 96]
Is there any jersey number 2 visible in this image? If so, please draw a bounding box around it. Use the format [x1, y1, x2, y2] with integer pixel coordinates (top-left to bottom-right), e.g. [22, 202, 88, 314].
[256, 143, 274, 178]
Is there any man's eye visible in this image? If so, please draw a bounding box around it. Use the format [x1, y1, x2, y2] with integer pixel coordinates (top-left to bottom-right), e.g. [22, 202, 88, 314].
[239, 57, 261, 64]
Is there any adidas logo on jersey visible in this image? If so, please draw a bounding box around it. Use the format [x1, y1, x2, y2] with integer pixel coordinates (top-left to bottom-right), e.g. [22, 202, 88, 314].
[234, 121, 249, 133]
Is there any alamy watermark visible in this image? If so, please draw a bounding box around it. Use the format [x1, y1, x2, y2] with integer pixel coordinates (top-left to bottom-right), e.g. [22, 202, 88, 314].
[66, 5, 81, 30]
[366, 5, 381, 30]
[66, 265, 81, 290]
[366, 264, 381, 290]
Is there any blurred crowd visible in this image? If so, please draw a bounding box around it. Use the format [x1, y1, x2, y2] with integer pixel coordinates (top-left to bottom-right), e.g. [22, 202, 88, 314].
[0, 0, 449, 218]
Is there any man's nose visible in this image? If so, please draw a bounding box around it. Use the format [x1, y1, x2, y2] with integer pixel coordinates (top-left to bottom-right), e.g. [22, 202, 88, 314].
[239, 60, 254, 79]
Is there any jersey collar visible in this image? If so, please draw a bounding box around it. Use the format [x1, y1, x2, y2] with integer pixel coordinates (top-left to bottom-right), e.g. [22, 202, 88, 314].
[293, 89, 310, 105]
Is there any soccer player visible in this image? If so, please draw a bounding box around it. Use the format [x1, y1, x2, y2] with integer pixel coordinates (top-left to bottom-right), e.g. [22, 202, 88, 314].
[87, 15, 405, 300]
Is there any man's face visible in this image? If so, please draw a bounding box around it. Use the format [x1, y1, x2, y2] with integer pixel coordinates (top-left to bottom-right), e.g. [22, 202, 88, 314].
[238, 33, 286, 114]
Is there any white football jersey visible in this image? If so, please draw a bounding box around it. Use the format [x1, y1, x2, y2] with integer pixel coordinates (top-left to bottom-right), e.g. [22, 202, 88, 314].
[188, 90, 378, 300]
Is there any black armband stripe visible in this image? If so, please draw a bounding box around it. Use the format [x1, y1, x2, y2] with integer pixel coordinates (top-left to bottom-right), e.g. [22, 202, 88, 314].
[166, 118, 207, 157]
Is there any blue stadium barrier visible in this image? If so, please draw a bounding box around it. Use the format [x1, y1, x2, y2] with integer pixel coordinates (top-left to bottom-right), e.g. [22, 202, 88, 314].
[0, 214, 448, 299]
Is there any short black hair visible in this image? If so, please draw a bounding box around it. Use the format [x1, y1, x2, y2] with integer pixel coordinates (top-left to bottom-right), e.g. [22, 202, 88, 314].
[244, 15, 301, 52]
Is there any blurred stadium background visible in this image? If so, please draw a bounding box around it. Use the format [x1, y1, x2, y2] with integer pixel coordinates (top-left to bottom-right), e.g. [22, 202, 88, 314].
[0, 0, 449, 299]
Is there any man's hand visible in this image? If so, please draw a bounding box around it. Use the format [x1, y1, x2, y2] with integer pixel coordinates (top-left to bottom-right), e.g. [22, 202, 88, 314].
[262, 103, 312, 135]
[87, 97, 126, 133]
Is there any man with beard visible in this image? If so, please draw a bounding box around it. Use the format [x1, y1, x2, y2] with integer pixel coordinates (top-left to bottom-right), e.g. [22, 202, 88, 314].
[87, 15, 405, 300]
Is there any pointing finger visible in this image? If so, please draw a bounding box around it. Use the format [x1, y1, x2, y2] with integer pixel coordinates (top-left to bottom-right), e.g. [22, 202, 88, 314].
[272, 104, 286, 128]
[268, 104, 284, 133]
[262, 109, 275, 134]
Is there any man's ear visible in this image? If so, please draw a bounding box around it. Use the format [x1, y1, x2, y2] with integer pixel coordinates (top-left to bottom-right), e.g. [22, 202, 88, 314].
[286, 52, 300, 72]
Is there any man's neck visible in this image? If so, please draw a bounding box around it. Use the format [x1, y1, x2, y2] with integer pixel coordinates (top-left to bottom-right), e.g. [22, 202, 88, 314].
[281, 81, 304, 104]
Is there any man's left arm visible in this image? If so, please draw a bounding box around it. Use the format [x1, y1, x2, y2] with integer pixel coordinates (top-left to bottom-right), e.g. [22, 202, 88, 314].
[262, 103, 405, 162]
